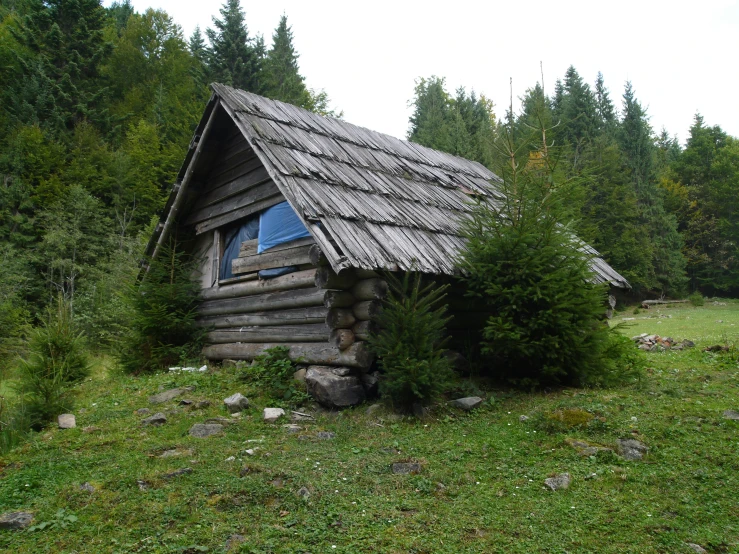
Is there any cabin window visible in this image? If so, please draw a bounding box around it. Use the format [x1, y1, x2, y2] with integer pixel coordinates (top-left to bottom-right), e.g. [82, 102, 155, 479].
[218, 201, 311, 283]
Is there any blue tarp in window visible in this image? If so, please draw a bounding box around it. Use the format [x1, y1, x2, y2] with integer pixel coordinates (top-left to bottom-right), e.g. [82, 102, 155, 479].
[258, 201, 311, 253]
[220, 216, 259, 280]
[219, 201, 311, 281]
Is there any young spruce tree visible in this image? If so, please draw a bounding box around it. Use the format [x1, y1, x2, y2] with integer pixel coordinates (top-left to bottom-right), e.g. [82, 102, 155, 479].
[460, 92, 628, 387]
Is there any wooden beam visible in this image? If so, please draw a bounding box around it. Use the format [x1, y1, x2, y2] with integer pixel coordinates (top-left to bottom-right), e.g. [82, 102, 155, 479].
[323, 290, 355, 309]
[202, 341, 373, 369]
[206, 323, 330, 344]
[309, 244, 328, 266]
[198, 287, 325, 317]
[232, 244, 313, 275]
[350, 278, 388, 301]
[329, 328, 355, 350]
[199, 164, 269, 208]
[201, 269, 317, 300]
[239, 239, 258, 258]
[195, 194, 283, 235]
[186, 180, 279, 225]
[151, 97, 221, 261]
[326, 308, 356, 329]
[353, 300, 382, 321]
[315, 266, 357, 290]
[352, 320, 378, 341]
[197, 306, 328, 329]
[241, 236, 315, 257]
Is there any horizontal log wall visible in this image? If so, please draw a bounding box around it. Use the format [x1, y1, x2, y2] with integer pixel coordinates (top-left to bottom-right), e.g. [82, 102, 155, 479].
[206, 323, 330, 344]
[203, 341, 373, 369]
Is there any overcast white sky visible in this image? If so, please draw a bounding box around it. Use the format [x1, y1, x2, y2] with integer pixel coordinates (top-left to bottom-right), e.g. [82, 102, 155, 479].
[114, 0, 739, 144]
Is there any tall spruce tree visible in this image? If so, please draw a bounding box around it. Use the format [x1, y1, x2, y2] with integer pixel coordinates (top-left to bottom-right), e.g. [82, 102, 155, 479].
[206, 0, 264, 92]
[594, 72, 617, 134]
[263, 14, 311, 107]
[618, 82, 686, 294]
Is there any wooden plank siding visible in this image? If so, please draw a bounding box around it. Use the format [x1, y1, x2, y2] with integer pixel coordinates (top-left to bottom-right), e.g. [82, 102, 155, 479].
[185, 130, 283, 234]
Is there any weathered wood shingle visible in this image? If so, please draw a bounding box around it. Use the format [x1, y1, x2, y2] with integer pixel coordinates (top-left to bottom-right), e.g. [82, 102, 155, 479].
[151, 84, 630, 288]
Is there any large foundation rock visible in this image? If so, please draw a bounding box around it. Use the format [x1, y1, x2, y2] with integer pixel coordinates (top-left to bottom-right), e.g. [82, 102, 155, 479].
[305, 366, 365, 408]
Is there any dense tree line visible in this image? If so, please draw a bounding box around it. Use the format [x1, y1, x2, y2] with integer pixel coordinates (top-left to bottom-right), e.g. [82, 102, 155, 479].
[409, 70, 739, 297]
[0, 0, 336, 358]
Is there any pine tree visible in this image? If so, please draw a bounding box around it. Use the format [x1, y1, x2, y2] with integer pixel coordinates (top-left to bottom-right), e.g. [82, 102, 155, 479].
[206, 0, 264, 92]
[263, 14, 311, 107]
[11, 0, 113, 133]
[618, 82, 686, 294]
[558, 66, 599, 169]
[594, 72, 617, 134]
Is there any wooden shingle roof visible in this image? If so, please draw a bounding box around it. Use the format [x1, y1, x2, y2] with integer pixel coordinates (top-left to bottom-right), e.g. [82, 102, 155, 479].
[149, 83, 630, 289]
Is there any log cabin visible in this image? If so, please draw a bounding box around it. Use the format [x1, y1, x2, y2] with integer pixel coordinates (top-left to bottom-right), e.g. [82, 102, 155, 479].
[143, 84, 630, 397]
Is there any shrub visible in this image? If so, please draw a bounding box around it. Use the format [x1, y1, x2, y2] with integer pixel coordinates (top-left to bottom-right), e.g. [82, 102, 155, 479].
[117, 238, 204, 373]
[14, 297, 89, 426]
[240, 347, 308, 406]
[459, 110, 640, 388]
[368, 273, 453, 411]
[688, 291, 705, 306]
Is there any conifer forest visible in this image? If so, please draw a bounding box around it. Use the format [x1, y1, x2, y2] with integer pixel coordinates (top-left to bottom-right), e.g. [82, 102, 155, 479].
[1, 0, 738, 359]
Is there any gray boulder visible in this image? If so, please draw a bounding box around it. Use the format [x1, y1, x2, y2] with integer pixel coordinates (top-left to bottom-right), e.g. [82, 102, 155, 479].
[361, 371, 379, 396]
[723, 409, 739, 420]
[224, 393, 250, 413]
[0, 512, 34, 530]
[263, 408, 285, 423]
[451, 397, 483, 411]
[141, 412, 167, 426]
[544, 473, 571, 491]
[58, 414, 76, 429]
[305, 366, 365, 408]
[189, 423, 224, 438]
[617, 438, 648, 461]
[149, 387, 193, 404]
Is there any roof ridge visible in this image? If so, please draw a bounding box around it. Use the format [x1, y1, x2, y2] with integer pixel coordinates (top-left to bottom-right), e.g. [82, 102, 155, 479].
[211, 83, 496, 182]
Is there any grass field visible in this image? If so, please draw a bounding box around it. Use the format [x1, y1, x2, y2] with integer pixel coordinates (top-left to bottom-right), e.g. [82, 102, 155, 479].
[0, 301, 738, 553]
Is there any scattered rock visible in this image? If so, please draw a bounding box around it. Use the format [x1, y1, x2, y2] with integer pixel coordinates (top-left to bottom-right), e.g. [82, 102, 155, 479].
[297, 486, 310, 499]
[141, 412, 167, 426]
[149, 387, 194, 404]
[189, 423, 224, 438]
[136, 480, 150, 491]
[632, 335, 695, 351]
[391, 462, 422, 475]
[544, 473, 571, 491]
[687, 543, 708, 554]
[82, 426, 101, 433]
[519, 415, 529, 422]
[225, 534, 246, 551]
[224, 393, 250, 413]
[444, 350, 469, 372]
[704, 344, 729, 352]
[178, 399, 193, 406]
[291, 411, 315, 422]
[263, 408, 285, 423]
[162, 467, 192, 479]
[284, 424, 302, 434]
[244, 448, 257, 456]
[80, 482, 95, 492]
[451, 397, 483, 411]
[617, 438, 648, 461]
[194, 400, 211, 410]
[305, 365, 365, 408]
[412, 403, 428, 418]
[722, 409, 739, 421]
[0, 511, 34, 530]
[57, 413, 76, 429]
[136, 408, 151, 416]
[316, 431, 336, 440]
[221, 359, 239, 369]
[158, 448, 193, 459]
[366, 403, 382, 416]
[293, 368, 307, 382]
